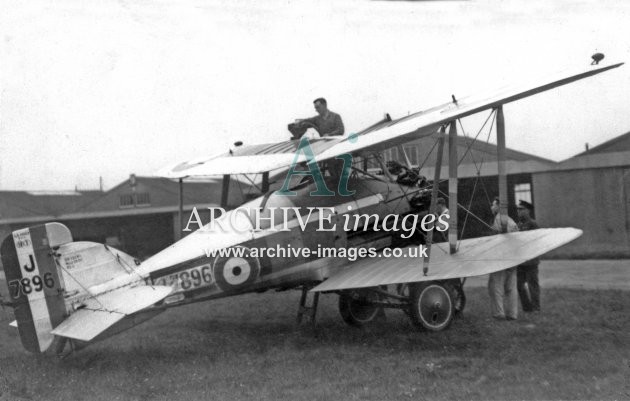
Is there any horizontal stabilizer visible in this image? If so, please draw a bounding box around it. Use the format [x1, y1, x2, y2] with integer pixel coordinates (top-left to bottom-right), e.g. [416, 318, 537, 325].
[51, 309, 125, 342]
[51, 285, 172, 342]
[9, 320, 17, 328]
[311, 228, 582, 292]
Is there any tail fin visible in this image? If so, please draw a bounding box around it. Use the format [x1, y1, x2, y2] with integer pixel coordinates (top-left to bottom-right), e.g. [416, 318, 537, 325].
[1, 223, 71, 353]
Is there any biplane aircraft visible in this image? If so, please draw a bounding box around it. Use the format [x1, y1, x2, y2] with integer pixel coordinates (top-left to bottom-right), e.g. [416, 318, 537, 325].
[1, 57, 623, 356]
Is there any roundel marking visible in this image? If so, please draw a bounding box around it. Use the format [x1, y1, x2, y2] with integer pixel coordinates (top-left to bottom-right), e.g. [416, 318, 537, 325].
[222, 257, 251, 286]
[213, 247, 260, 292]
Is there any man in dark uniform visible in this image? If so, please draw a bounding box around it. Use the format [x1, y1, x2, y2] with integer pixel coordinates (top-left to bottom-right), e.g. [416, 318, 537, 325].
[516, 200, 541, 312]
[289, 98, 345, 139]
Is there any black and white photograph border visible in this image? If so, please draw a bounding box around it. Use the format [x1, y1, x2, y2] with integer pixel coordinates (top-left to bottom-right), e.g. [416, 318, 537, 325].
[0, 1, 629, 400]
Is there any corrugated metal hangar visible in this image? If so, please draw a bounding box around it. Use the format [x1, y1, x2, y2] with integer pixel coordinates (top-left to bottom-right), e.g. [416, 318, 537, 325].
[533, 133, 630, 258]
[387, 130, 630, 257]
[0, 176, 251, 260]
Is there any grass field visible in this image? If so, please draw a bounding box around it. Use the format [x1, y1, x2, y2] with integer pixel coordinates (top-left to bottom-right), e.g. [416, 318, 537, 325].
[0, 286, 628, 401]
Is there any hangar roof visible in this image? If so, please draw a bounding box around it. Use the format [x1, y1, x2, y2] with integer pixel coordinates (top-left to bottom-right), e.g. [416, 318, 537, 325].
[405, 135, 556, 179]
[548, 150, 630, 172]
[404, 135, 554, 169]
[0, 176, 253, 224]
[575, 131, 630, 156]
[0, 190, 102, 223]
[543, 131, 630, 172]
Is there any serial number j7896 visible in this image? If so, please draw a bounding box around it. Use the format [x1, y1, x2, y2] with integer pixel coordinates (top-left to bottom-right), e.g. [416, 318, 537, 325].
[152, 265, 213, 292]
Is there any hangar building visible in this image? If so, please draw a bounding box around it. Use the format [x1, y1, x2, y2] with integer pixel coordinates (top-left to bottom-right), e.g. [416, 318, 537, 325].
[0, 175, 250, 260]
[532, 132, 630, 258]
[388, 134, 556, 239]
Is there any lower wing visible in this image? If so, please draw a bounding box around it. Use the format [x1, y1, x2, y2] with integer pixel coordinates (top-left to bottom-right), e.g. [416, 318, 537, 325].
[311, 228, 581, 292]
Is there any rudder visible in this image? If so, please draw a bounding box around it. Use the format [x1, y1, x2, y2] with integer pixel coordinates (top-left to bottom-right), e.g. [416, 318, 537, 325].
[1, 223, 70, 353]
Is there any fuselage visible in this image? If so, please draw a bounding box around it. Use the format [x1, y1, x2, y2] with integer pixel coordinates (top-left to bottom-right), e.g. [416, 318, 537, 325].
[136, 175, 420, 308]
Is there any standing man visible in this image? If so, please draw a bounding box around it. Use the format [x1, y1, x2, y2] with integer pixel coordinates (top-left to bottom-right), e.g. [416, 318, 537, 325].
[516, 200, 541, 312]
[436, 197, 449, 218]
[488, 197, 519, 320]
[291, 98, 345, 138]
[434, 197, 449, 243]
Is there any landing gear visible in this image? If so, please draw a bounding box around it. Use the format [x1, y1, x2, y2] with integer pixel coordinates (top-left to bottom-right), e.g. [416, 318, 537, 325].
[408, 282, 455, 332]
[296, 285, 320, 325]
[329, 281, 464, 332]
[450, 279, 466, 316]
[338, 289, 382, 327]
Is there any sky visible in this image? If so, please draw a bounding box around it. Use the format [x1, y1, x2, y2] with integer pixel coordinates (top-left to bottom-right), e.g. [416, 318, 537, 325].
[1, 0, 629, 190]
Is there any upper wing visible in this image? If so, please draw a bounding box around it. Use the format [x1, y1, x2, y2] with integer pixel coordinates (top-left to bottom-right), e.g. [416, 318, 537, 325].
[158, 116, 393, 179]
[158, 137, 344, 179]
[50, 285, 172, 342]
[311, 228, 582, 292]
[317, 62, 623, 160]
[157, 62, 622, 178]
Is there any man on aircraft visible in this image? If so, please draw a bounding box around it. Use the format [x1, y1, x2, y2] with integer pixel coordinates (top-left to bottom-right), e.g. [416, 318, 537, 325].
[289, 98, 345, 139]
[286, 98, 346, 180]
[488, 197, 519, 320]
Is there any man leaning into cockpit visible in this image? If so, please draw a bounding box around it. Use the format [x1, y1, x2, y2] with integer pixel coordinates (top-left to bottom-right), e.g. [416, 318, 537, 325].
[289, 97, 344, 139]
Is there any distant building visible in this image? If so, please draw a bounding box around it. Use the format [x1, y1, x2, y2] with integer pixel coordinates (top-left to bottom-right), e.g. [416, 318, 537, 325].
[532, 132, 630, 258]
[0, 175, 252, 260]
[387, 132, 630, 257]
[382, 135, 556, 239]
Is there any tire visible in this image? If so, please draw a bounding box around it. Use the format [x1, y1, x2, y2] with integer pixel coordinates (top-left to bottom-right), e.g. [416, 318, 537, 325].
[338, 290, 381, 327]
[408, 282, 455, 332]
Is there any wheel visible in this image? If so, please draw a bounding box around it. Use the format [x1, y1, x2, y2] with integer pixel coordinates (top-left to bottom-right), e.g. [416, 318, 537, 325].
[408, 282, 455, 331]
[338, 289, 381, 327]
